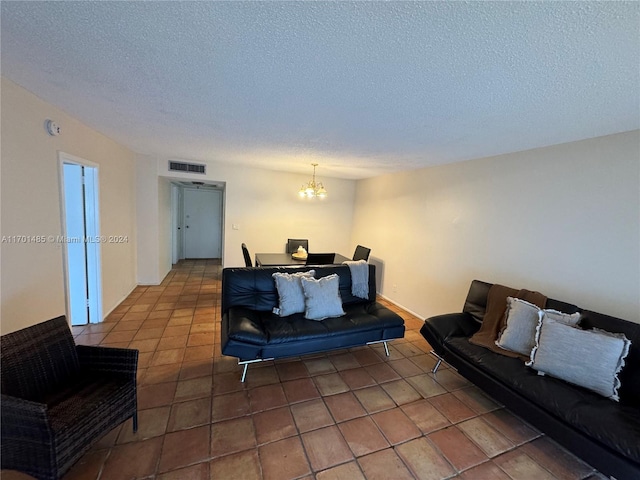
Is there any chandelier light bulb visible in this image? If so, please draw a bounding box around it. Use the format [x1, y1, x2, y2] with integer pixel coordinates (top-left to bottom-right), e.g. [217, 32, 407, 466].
[298, 163, 327, 199]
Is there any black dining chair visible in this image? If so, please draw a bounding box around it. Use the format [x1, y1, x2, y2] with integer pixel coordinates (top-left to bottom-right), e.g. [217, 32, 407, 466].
[241, 243, 252, 267]
[353, 245, 371, 262]
[305, 253, 335, 265]
[287, 238, 309, 254]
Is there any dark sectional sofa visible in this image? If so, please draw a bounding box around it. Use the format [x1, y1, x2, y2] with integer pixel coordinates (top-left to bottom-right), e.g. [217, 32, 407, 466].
[421, 280, 640, 480]
[221, 264, 405, 380]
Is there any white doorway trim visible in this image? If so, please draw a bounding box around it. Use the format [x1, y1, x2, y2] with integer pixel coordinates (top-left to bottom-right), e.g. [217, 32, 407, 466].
[171, 183, 183, 264]
[58, 152, 103, 325]
[170, 180, 225, 263]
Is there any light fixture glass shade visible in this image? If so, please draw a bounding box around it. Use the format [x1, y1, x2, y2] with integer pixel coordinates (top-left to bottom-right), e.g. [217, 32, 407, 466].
[298, 163, 327, 199]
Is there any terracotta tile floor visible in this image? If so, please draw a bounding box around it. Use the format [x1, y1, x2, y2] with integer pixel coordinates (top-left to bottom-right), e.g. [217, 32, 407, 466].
[64, 259, 605, 480]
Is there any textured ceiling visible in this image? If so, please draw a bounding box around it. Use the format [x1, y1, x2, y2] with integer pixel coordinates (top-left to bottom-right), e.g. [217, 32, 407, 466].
[1, 1, 638, 179]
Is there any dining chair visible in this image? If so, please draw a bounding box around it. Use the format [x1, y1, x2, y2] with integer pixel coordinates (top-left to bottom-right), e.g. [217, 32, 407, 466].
[353, 245, 371, 262]
[305, 253, 336, 265]
[287, 238, 309, 254]
[241, 243, 252, 267]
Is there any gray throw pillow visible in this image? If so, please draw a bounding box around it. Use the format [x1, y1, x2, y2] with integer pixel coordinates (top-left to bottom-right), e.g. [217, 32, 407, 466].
[272, 270, 315, 317]
[526, 318, 631, 401]
[496, 298, 581, 356]
[300, 274, 345, 321]
[495, 298, 541, 355]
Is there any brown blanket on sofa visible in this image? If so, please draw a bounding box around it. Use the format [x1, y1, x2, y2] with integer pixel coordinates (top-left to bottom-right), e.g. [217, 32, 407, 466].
[469, 284, 547, 358]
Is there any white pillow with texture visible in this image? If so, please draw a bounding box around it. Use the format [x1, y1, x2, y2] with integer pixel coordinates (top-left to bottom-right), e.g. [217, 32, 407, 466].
[272, 270, 315, 317]
[496, 298, 581, 356]
[527, 318, 631, 401]
[300, 274, 345, 321]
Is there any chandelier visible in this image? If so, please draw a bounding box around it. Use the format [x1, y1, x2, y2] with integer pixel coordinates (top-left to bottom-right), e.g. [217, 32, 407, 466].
[298, 163, 327, 199]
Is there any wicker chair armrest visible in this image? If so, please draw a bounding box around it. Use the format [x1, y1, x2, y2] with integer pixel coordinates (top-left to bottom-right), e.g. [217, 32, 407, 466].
[76, 345, 138, 380]
[1, 394, 52, 436]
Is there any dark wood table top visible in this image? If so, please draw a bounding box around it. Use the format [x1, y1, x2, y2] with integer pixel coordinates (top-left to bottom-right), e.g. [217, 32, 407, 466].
[255, 253, 351, 267]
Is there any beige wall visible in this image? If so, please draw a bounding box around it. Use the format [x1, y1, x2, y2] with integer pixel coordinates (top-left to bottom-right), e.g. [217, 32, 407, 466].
[1, 78, 137, 334]
[135, 155, 161, 284]
[3, 74, 637, 333]
[133, 159, 357, 285]
[351, 131, 640, 322]
[158, 177, 173, 279]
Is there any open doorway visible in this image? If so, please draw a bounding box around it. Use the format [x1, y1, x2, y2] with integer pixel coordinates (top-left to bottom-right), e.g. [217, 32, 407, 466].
[59, 153, 102, 325]
[171, 181, 224, 263]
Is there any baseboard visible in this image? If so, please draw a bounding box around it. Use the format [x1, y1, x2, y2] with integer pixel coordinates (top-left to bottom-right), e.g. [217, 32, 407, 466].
[102, 282, 138, 320]
[377, 293, 423, 319]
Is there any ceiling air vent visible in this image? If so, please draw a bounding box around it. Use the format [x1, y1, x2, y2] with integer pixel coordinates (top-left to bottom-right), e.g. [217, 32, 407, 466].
[168, 161, 206, 174]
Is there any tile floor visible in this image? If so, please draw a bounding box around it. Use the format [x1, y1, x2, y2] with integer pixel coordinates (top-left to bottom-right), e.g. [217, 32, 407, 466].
[63, 259, 605, 480]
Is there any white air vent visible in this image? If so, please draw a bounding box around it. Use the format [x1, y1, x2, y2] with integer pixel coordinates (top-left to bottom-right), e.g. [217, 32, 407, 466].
[168, 161, 206, 174]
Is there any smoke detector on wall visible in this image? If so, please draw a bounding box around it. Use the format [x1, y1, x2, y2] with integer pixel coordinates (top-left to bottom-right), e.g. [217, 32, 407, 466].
[45, 119, 61, 136]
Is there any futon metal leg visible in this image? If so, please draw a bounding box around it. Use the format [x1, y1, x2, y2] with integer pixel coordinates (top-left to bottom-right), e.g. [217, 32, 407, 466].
[133, 412, 138, 433]
[366, 340, 391, 356]
[430, 350, 444, 373]
[238, 357, 274, 383]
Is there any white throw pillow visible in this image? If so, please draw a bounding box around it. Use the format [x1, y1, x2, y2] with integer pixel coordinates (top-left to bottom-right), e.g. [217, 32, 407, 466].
[272, 270, 315, 317]
[496, 298, 580, 356]
[300, 274, 345, 321]
[527, 318, 631, 401]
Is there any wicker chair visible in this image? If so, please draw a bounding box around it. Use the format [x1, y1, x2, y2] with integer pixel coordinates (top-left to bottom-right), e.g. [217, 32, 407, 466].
[1, 316, 138, 480]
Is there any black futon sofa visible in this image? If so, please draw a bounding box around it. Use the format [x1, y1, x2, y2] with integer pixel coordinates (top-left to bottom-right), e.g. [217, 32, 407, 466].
[221, 264, 405, 380]
[421, 280, 640, 480]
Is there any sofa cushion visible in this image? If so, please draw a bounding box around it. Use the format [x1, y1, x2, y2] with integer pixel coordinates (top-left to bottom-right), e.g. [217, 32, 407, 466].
[570, 398, 640, 463]
[222, 265, 376, 314]
[495, 298, 541, 355]
[447, 338, 591, 417]
[527, 319, 631, 401]
[447, 337, 640, 463]
[301, 274, 345, 320]
[226, 303, 403, 346]
[579, 310, 640, 406]
[45, 372, 136, 473]
[496, 299, 580, 356]
[272, 270, 315, 316]
[225, 307, 268, 345]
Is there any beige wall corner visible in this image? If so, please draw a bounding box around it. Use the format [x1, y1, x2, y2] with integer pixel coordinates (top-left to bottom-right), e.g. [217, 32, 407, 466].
[1, 77, 137, 334]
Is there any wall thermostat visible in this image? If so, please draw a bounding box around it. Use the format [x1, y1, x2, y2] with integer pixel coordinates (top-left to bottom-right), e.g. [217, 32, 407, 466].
[45, 119, 61, 136]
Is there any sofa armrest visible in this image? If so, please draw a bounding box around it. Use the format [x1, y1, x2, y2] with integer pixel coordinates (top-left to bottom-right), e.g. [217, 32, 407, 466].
[76, 345, 138, 380]
[1, 393, 53, 442]
[420, 312, 479, 353]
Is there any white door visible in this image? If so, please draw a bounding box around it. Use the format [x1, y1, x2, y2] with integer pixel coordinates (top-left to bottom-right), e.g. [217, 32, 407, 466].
[60, 155, 102, 325]
[171, 184, 182, 264]
[183, 188, 222, 258]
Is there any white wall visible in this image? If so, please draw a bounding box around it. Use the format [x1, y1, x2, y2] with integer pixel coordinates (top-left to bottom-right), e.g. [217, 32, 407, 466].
[157, 161, 357, 268]
[135, 155, 160, 284]
[158, 177, 172, 277]
[135, 156, 173, 285]
[1, 77, 137, 334]
[351, 131, 640, 322]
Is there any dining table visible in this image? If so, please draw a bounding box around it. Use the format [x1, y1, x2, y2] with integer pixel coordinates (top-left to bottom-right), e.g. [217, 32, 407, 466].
[254, 252, 352, 267]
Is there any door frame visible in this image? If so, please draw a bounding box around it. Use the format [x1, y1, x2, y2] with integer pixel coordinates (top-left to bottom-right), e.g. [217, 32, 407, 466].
[170, 181, 225, 263]
[58, 152, 103, 324]
[171, 183, 183, 264]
